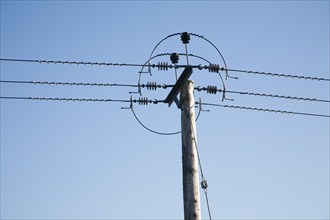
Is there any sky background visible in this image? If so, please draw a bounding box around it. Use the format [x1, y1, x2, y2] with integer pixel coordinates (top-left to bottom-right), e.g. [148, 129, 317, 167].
[0, 1, 329, 219]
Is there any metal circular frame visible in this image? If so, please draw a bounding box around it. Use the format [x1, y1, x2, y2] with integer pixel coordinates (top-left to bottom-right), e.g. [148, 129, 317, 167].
[131, 32, 229, 135]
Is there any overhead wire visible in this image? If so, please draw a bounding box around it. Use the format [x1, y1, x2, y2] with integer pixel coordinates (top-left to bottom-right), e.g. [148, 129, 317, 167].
[0, 58, 148, 67]
[200, 102, 330, 118]
[2, 96, 327, 118]
[1, 58, 329, 82]
[225, 68, 330, 82]
[0, 96, 165, 104]
[0, 58, 197, 70]
[193, 130, 212, 220]
[0, 95, 197, 136]
[195, 86, 330, 103]
[0, 80, 139, 88]
[2, 80, 329, 103]
[226, 90, 330, 103]
[183, 104, 212, 220]
[0, 80, 174, 89]
[0, 96, 131, 102]
[2, 80, 328, 118]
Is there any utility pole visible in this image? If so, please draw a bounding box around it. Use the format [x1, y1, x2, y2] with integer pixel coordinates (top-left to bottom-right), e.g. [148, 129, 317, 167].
[163, 32, 202, 219]
[165, 64, 201, 219]
[180, 80, 201, 219]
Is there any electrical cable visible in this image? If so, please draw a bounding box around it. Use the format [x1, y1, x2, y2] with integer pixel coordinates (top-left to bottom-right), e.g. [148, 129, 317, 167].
[0, 58, 197, 70]
[0, 96, 132, 102]
[2, 80, 328, 104]
[185, 104, 212, 220]
[226, 89, 330, 103]
[199, 102, 330, 118]
[2, 58, 328, 82]
[203, 188, 212, 220]
[195, 86, 330, 103]
[0, 80, 138, 88]
[2, 95, 327, 118]
[0, 94, 205, 137]
[194, 135, 212, 220]
[0, 96, 165, 105]
[225, 68, 330, 82]
[0, 80, 174, 90]
[0, 58, 138, 67]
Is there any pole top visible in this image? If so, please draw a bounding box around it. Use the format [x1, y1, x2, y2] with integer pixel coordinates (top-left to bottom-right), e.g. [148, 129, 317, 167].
[164, 66, 193, 108]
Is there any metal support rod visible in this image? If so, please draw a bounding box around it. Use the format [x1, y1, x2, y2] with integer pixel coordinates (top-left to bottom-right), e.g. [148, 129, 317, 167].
[181, 80, 201, 220]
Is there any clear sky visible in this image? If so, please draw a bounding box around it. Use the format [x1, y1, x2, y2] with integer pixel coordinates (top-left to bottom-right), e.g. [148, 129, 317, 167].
[0, 1, 329, 219]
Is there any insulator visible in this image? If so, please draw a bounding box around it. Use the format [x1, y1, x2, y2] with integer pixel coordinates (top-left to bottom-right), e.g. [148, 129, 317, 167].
[138, 97, 150, 105]
[208, 64, 220, 73]
[146, 81, 157, 90]
[181, 32, 190, 44]
[207, 85, 218, 94]
[158, 62, 169, 71]
[201, 179, 208, 189]
[170, 53, 179, 64]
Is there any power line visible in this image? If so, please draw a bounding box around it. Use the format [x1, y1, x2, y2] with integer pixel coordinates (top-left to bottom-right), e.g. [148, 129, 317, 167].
[0, 80, 174, 90]
[0, 96, 165, 104]
[195, 86, 330, 103]
[0, 58, 198, 70]
[189, 107, 212, 220]
[1, 58, 329, 82]
[0, 96, 130, 102]
[226, 90, 330, 103]
[0, 94, 182, 135]
[1, 94, 329, 118]
[225, 68, 330, 82]
[2, 80, 328, 103]
[0, 80, 137, 88]
[0, 58, 146, 67]
[200, 102, 330, 118]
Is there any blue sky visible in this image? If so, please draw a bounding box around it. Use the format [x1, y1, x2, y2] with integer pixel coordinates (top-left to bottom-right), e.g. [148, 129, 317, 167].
[0, 1, 329, 219]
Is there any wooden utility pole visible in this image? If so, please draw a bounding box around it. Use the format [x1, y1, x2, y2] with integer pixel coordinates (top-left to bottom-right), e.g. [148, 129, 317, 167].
[164, 66, 201, 219]
[180, 80, 201, 220]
